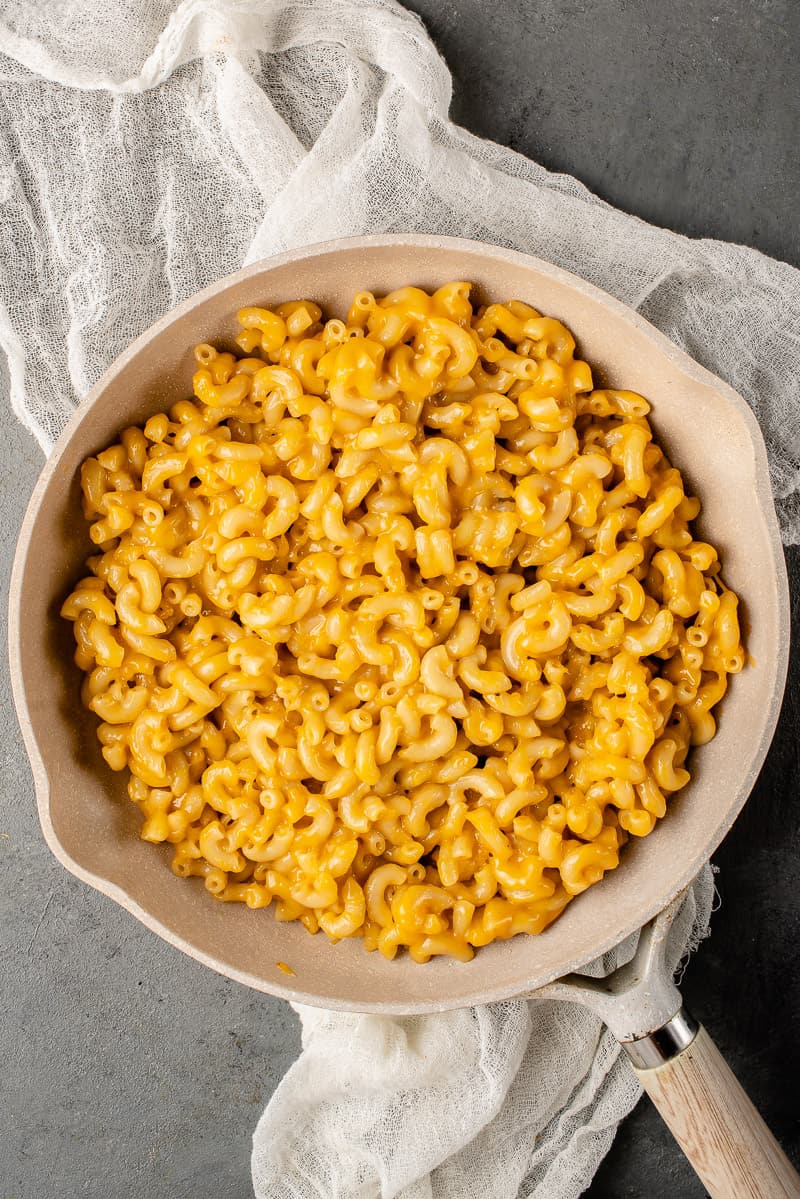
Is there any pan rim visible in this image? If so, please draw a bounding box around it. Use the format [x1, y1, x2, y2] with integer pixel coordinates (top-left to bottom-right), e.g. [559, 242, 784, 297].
[8, 233, 791, 1012]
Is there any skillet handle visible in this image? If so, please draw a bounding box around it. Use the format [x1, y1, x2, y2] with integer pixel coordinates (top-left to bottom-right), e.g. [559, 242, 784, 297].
[625, 1013, 800, 1198]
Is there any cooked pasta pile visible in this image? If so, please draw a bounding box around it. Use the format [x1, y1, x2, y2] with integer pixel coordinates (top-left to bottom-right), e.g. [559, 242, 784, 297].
[62, 284, 743, 962]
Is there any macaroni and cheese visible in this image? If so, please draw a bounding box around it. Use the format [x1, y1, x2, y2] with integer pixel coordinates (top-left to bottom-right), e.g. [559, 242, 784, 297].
[62, 283, 743, 962]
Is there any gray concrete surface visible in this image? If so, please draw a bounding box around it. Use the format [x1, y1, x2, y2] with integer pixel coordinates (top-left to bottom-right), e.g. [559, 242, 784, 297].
[408, 0, 800, 269]
[2, 1, 799, 1197]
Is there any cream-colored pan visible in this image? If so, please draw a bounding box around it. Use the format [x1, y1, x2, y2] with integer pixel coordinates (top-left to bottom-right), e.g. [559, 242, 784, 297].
[9, 237, 796, 1196]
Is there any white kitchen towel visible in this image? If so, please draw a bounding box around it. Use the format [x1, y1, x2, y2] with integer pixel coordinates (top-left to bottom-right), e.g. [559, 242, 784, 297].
[251, 871, 714, 1199]
[0, 1, 794, 1196]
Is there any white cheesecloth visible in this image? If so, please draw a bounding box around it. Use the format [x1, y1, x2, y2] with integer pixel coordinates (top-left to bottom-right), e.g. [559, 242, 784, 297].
[0, 1, 796, 1195]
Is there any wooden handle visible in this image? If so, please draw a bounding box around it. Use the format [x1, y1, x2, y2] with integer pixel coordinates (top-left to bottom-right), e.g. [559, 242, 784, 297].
[634, 1024, 800, 1198]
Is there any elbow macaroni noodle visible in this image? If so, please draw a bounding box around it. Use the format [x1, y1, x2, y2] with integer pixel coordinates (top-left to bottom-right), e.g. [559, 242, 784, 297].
[62, 283, 743, 963]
